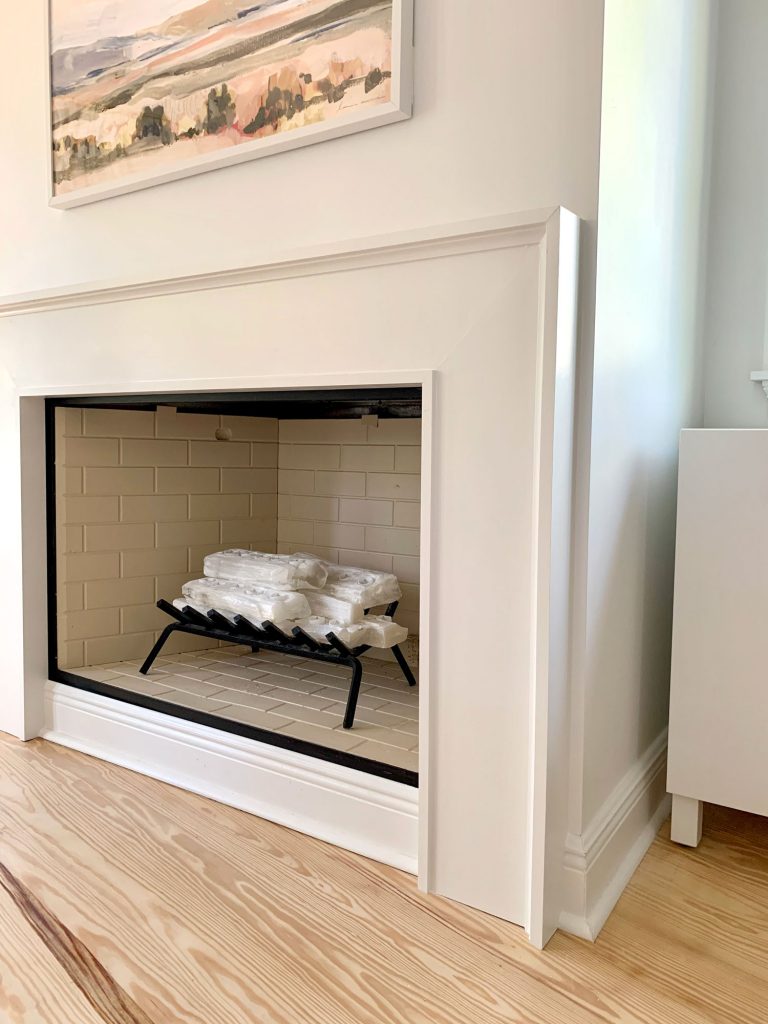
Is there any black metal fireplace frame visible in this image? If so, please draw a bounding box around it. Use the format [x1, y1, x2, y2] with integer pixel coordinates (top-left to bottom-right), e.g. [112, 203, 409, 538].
[44, 392, 421, 788]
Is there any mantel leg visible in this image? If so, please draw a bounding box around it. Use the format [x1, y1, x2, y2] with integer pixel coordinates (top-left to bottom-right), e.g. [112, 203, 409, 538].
[670, 794, 703, 847]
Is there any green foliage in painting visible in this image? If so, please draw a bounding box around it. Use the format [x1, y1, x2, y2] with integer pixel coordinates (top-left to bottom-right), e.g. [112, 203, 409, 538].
[135, 105, 173, 145]
[365, 68, 384, 93]
[204, 84, 237, 134]
[244, 86, 304, 135]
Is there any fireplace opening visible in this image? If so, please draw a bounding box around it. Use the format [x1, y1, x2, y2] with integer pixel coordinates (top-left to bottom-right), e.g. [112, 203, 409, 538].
[46, 388, 422, 787]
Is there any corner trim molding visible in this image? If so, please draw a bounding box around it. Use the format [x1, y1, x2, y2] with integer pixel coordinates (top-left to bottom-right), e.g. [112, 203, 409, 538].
[41, 681, 419, 873]
[0, 211, 551, 318]
[558, 729, 670, 941]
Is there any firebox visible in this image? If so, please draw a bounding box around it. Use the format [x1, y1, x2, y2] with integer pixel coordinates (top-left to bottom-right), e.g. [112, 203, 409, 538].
[47, 387, 422, 786]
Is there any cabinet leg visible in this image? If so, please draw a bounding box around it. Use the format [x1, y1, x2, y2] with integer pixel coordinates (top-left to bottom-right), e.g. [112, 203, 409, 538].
[670, 794, 703, 847]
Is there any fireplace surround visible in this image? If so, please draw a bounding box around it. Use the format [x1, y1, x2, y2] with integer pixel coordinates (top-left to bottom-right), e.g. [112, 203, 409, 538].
[0, 209, 579, 947]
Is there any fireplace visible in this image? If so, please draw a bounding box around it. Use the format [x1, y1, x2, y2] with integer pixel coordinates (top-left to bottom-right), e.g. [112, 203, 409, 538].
[48, 388, 422, 786]
[1, 210, 578, 945]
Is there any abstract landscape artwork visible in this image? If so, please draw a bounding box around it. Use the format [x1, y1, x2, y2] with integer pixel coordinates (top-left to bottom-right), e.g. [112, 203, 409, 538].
[48, 0, 413, 206]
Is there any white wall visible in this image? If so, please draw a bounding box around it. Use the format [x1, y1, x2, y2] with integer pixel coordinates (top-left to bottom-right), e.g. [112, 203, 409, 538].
[576, 0, 716, 836]
[702, 1, 768, 426]
[0, 1, 603, 297]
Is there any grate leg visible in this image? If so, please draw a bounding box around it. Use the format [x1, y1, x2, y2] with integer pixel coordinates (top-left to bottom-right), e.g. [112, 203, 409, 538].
[139, 624, 180, 675]
[342, 660, 364, 729]
[391, 644, 417, 687]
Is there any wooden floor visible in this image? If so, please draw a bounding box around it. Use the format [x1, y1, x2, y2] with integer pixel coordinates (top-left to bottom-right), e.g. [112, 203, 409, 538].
[0, 735, 766, 1024]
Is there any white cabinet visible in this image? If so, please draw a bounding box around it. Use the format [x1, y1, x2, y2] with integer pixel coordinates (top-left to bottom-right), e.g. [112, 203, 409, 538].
[668, 429, 768, 845]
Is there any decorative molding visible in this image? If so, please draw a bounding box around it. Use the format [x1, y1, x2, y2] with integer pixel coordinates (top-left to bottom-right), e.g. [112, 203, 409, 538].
[0, 211, 551, 319]
[558, 729, 670, 941]
[42, 682, 418, 874]
[749, 371, 768, 399]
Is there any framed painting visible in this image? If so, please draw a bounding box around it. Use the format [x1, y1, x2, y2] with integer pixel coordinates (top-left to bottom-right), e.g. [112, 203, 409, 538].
[47, 0, 414, 208]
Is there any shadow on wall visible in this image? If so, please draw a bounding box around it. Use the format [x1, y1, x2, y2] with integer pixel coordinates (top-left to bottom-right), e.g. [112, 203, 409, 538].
[582, 454, 680, 824]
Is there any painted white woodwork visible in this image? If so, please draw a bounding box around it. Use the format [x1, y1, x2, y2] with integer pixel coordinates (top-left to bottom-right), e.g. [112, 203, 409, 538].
[42, 681, 419, 872]
[0, 210, 580, 946]
[670, 795, 703, 847]
[668, 429, 768, 842]
[559, 729, 670, 939]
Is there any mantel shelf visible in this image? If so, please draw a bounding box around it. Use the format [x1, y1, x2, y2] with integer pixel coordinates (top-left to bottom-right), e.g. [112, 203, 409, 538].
[750, 371, 768, 398]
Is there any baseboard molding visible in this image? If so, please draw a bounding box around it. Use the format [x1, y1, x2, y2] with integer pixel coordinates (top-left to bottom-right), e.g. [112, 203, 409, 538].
[41, 681, 418, 874]
[558, 729, 670, 941]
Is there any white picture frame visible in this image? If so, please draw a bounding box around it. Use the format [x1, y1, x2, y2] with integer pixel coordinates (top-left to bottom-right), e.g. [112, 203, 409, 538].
[46, 0, 414, 210]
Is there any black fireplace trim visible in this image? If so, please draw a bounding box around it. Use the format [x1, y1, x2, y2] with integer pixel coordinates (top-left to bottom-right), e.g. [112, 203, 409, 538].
[49, 667, 418, 788]
[52, 386, 423, 421]
[44, 396, 420, 790]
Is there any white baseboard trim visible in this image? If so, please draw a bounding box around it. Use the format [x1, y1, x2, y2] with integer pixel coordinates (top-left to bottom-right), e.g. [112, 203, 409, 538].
[41, 681, 418, 874]
[558, 729, 670, 941]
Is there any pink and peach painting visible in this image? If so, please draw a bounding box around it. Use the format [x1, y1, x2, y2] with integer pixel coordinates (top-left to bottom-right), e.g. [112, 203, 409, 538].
[49, 0, 411, 206]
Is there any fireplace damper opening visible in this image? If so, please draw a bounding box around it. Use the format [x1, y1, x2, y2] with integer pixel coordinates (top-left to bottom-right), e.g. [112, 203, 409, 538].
[47, 388, 422, 786]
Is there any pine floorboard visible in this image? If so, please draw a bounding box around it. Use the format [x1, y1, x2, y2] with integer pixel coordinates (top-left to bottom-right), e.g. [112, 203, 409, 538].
[0, 732, 765, 1023]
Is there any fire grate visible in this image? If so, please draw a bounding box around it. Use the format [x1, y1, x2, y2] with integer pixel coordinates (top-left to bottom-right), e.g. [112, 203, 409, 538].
[141, 598, 417, 729]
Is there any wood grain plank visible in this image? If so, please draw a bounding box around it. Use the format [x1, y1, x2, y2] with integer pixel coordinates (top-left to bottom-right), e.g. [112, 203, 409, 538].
[0, 861, 154, 1024]
[584, 823, 768, 1024]
[0, 736, 603, 1024]
[0, 733, 767, 1024]
[0, 879, 106, 1024]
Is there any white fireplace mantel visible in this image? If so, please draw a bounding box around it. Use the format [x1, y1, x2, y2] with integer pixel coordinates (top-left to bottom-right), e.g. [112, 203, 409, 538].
[750, 370, 768, 398]
[0, 208, 579, 948]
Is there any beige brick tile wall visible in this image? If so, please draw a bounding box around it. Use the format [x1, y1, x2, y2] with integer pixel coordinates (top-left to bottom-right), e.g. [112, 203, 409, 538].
[56, 407, 279, 668]
[55, 410, 421, 668]
[276, 418, 422, 635]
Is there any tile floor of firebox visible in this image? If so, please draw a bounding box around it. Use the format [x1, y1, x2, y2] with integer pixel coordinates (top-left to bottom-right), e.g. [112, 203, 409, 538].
[77, 645, 419, 774]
